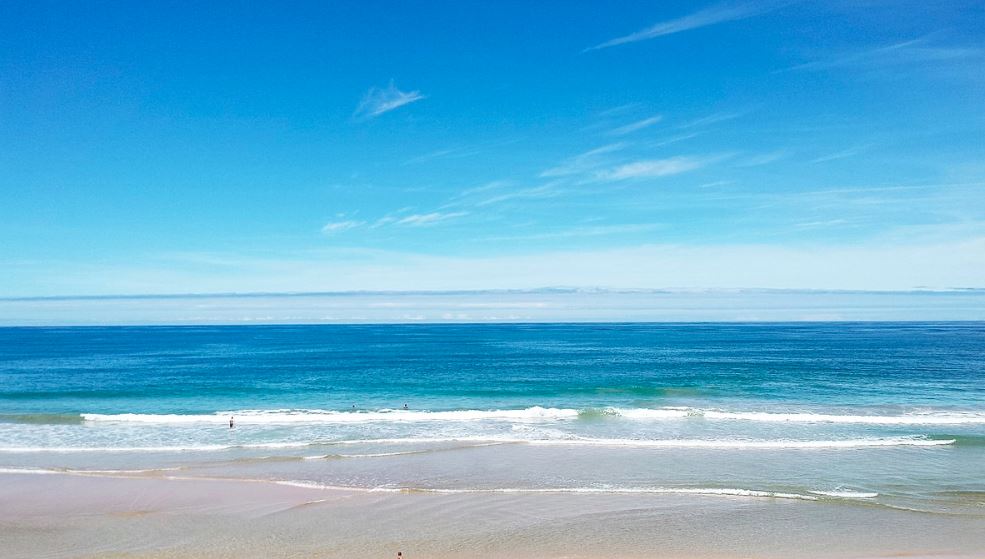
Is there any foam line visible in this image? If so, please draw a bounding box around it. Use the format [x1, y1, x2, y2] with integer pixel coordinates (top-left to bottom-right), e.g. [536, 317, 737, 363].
[75, 407, 985, 425]
[0, 435, 953, 453]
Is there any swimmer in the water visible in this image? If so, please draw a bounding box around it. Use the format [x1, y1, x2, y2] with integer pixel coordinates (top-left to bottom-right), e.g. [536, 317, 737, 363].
[229, 416, 234, 428]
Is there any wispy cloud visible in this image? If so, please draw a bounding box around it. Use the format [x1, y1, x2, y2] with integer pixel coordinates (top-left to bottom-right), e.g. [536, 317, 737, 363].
[451, 180, 513, 199]
[354, 81, 425, 119]
[440, 180, 565, 210]
[647, 132, 703, 148]
[474, 184, 564, 207]
[794, 219, 849, 229]
[586, 3, 775, 51]
[403, 146, 486, 165]
[394, 212, 468, 227]
[483, 223, 664, 242]
[737, 150, 788, 167]
[403, 148, 461, 165]
[699, 180, 735, 188]
[321, 220, 364, 235]
[597, 103, 642, 117]
[541, 143, 627, 178]
[678, 110, 750, 129]
[597, 155, 717, 181]
[608, 115, 663, 136]
[784, 37, 982, 72]
[811, 146, 868, 164]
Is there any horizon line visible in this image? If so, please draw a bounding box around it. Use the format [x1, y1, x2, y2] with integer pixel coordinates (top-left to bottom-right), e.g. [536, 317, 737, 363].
[4, 286, 985, 302]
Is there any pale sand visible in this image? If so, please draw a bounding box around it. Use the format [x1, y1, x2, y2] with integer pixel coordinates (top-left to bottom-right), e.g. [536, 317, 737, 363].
[1, 473, 983, 559]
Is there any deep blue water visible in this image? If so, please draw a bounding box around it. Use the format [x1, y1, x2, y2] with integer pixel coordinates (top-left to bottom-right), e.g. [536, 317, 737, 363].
[2, 323, 983, 414]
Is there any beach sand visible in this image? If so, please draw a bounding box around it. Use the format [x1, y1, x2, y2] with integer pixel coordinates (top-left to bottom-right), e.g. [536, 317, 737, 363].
[1, 473, 983, 559]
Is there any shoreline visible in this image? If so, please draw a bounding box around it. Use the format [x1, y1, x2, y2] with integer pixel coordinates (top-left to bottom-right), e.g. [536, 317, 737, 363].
[2, 472, 984, 559]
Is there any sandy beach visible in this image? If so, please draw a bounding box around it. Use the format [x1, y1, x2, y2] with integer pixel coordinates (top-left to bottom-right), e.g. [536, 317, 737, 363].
[2, 472, 984, 559]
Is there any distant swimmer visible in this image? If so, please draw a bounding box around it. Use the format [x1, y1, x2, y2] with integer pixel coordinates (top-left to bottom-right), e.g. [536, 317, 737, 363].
[229, 416, 234, 428]
[403, 404, 408, 410]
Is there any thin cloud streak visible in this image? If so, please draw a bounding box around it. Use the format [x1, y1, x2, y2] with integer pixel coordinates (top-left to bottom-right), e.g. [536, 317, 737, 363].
[324, 210, 468, 233]
[482, 223, 664, 242]
[354, 81, 425, 119]
[586, 3, 774, 51]
[608, 115, 663, 136]
[598, 155, 717, 181]
[474, 184, 564, 207]
[679, 110, 750, 129]
[395, 212, 468, 227]
[541, 143, 627, 178]
[784, 37, 982, 72]
[811, 146, 868, 163]
[321, 220, 364, 235]
[738, 150, 789, 167]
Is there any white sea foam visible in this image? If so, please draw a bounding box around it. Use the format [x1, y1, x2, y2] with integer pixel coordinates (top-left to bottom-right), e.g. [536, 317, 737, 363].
[0, 470, 907, 503]
[0, 467, 62, 475]
[77, 406, 985, 425]
[428, 487, 822, 501]
[271, 481, 822, 501]
[699, 410, 985, 425]
[524, 436, 955, 449]
[81, 407, 579, 424]
[0, 435, 951, 454]
[273, 480, 334, 490]
[0, 466, 181, 475]
[0, 441, 311, 453]
[0, 445, 230, 453]
[333, 435, 953, 449]
[810, 490, 879, 498]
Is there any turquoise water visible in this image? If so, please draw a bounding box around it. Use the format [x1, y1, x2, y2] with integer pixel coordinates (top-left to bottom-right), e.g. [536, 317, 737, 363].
[1, 323, 984, 513]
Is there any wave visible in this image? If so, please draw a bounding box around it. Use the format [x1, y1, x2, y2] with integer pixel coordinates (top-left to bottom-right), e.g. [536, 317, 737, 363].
[425, 487, 824, 501]
[809, 490, 878, 498]
[0, 435, 954, 454]
[523, 436, 955, 449]
[271, 481, 824, 501]
[80, 407, 580, 424]
[598, 407, 985, 425]
[0, 466, 181, 475]
[329, 435, 954, 449]
[73, 406, 985, 425]
[304, 442, 507, 460]
[0, 441, 312, 453]
[698, 410, 985, 425]
[0, 470, 825, 504]
[0, 467, 63, 475]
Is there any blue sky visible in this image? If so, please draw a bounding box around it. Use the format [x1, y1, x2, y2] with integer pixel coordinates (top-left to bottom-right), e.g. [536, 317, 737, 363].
[2, 1, 984, 297]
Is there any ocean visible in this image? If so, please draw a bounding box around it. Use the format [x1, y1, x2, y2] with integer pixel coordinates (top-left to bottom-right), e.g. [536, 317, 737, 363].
[1, 323, 984, 515]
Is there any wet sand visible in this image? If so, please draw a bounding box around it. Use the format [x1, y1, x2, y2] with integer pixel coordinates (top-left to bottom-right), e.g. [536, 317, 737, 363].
[1, 473, 984, 559]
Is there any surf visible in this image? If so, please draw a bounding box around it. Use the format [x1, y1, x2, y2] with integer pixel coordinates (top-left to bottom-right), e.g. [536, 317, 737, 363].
[72, 406, 985, 425]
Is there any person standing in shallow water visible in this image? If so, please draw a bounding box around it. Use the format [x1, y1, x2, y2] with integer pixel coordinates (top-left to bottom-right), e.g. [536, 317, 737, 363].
[229, 416, 234, 428]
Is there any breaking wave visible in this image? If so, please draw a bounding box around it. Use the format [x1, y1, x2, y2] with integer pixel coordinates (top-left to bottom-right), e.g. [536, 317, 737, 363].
[72, 406, 985, 425]
[0, 435, 955, 453]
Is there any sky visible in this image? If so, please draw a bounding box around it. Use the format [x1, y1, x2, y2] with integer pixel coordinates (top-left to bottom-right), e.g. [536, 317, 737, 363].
[2, 0, 984, 298]
[4, 290, 985, 325]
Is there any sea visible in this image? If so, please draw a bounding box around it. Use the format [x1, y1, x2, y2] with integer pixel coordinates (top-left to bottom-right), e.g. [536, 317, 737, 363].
[1, 323, 983, 515]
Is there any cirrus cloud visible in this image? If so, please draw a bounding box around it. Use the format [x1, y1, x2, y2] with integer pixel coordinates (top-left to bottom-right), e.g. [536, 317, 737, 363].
[354, 81, 425, 119]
